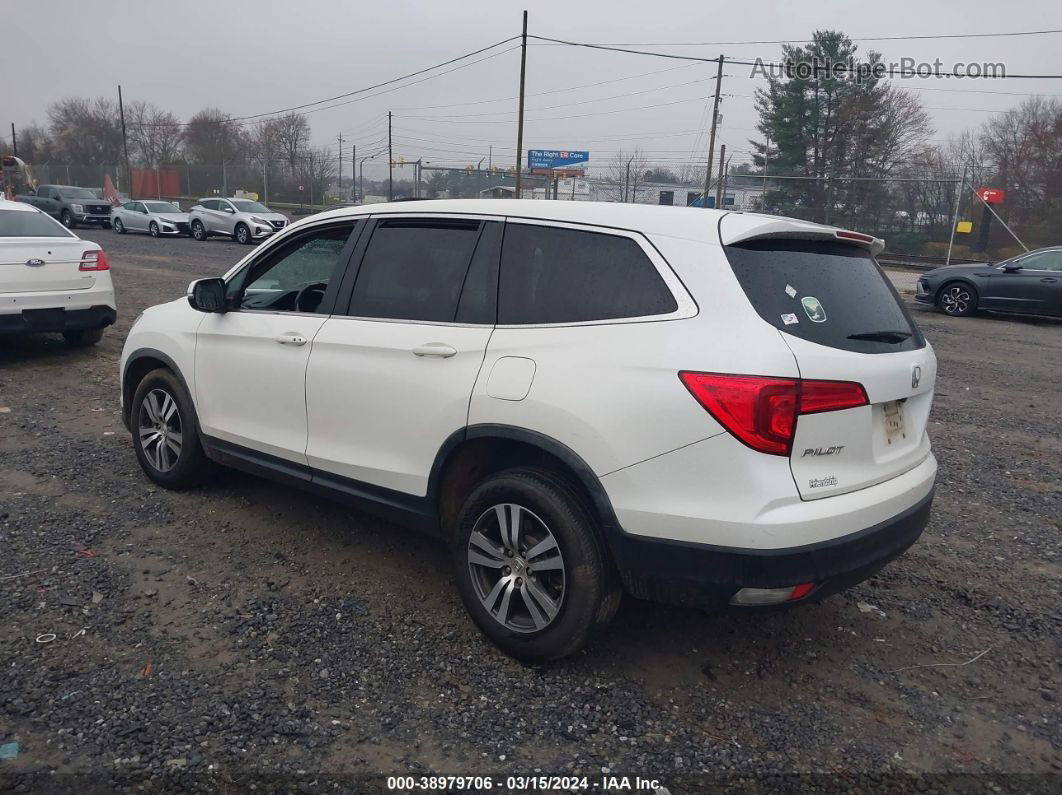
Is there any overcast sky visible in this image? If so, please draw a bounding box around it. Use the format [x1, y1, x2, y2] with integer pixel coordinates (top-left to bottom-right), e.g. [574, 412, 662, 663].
[6, 0, 1061, 180]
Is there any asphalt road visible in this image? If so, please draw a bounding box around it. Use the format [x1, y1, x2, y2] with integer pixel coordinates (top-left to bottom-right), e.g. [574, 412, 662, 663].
[1, 228, 1060, 791]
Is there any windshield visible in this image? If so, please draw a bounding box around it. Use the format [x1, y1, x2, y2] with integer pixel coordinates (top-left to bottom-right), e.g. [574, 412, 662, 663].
[144, 201, 181, 213]
[57, 187, 98, 199]
[231, 200, 270, 213]
[0, 209, 75, 238]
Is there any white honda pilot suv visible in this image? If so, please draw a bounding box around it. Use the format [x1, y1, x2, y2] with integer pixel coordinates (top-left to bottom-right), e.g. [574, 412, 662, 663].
[120, 200, 937, 660]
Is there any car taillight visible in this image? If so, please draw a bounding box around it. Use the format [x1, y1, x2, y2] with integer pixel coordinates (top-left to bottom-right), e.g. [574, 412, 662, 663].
[79, 250, 110, 271]
[678, 372, 868, 456]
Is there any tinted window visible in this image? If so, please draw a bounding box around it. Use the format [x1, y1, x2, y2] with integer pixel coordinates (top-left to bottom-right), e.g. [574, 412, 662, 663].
[200, 199, 218, 210]
[724, 239, 924, 354]
[348, 219, 482, 322]
[236, 225, 353, 313]
[122, 202, 137, 210]
[0, 209, 74, 238]
[498, 224, 677, 324]
[1018, 250, 1062, 272]
[456, 221, 502, 324]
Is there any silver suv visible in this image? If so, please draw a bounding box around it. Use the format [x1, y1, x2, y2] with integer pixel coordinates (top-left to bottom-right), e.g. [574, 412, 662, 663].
[187, 197, 288, 244]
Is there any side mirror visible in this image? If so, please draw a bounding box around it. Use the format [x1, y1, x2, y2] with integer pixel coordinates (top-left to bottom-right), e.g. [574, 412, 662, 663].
[224, 207, 235, 214]
[1002, 262, 1022, 273]
[187, 277, 228, 313]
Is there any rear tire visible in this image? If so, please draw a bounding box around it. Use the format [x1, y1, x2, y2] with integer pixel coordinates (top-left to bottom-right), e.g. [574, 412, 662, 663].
[451, 467, 621, 661]
[191, 219, 207, 241]
[61, 209, 76, 229]
[234, 223, 251, 245]
[130, 368, 213, 489]
[62, 327, 104, 347]
[938, 281, 978, 316]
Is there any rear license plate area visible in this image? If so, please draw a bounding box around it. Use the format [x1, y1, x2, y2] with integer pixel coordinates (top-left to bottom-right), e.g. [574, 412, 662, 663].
[22, 308, 66, 330]
[882, 400, 907, 444]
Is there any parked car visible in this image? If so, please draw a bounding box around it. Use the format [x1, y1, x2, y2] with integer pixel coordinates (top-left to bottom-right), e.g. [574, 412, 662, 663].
[112, 200, 190, 237]
[119, 201, 937, 660]
[14, 184, 113, 229]
[14, 182, 113, 226]
[915, 247, 1062, 318]
[0, 199, 116, 345]
[187, 197, 288, 244]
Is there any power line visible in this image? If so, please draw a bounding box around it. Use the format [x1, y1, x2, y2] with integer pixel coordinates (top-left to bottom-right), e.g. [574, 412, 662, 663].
[528, 34, 1062, 79]
[557, 28, 1062, 46]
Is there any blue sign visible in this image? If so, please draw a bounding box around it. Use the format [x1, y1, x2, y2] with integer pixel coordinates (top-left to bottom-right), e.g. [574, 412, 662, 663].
[527, 149, 590, 169]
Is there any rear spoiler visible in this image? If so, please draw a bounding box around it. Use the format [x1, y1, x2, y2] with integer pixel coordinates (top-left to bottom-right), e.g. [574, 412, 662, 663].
[719, 214, 886, 257]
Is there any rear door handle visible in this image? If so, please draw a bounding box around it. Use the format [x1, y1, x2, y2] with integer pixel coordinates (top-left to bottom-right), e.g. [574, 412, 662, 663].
[275, 333, 307, 347]
[1040, 277, 1058, 283]
[412, 343, 457, 358]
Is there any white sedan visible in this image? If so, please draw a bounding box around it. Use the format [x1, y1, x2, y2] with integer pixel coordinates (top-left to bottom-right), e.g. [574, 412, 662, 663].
[0, 199, 116, 346]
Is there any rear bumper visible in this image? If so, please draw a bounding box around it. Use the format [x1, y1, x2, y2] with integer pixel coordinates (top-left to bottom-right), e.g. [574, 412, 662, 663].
[612, 490, 933, 610]
[0, 304, 116, 334]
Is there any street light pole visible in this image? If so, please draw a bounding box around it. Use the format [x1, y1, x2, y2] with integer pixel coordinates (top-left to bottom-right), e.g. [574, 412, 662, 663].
[359, 153, 377, 203]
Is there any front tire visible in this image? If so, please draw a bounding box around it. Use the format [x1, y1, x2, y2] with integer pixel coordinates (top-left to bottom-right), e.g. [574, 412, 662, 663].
[149, 221, 160, 237]
[61, 210, 76, 229]
[451, 468, 621, 661]
[191, 220, 207, 241]
[113, 218, 126, 234]
[130, 368, 213, 489]
[938, 281, 978, 316]
[62, 327, 104, 347]
[234, 223, 251, 245]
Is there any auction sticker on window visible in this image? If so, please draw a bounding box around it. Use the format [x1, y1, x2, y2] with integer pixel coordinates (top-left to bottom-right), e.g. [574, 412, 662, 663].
[781, 313, 799, 326]
[801, 295, 827, 322]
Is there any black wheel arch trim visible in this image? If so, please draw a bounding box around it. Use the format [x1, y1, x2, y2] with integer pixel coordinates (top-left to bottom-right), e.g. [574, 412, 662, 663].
[122, 348, 193, 430]
[936, 277, 978, 300]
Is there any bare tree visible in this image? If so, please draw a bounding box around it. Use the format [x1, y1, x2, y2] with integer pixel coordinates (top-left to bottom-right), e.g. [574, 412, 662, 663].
[300, 147, 336, 204]
[183, 108, 244, 165]
[274, 113, 311, 175]
[48, 97, 123, 164]
[601, 148, 648, 203]
[127, 101, 183, 165]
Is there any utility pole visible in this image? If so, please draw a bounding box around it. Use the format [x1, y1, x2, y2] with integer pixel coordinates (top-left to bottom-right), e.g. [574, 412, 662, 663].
[387, 111, 393, 201]
[624, 156, 634, 203]
[488, 144, 492, 171]
[514, 10, 528, 197]
[117, 85, 131, 196]
[337, 133, 343, 201]
[701, 55, 724, 208]
[10, 123, 16, 158]
[351, 143, 356, 199]
[945, 164, 968, 266]
[715, 144, 726, 208]
[760, 136, 770, 209]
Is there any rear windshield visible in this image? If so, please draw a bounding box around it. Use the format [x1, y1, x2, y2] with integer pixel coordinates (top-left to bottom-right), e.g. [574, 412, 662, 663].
[0, 209, 74, 238]
[724, 239, 924, 354]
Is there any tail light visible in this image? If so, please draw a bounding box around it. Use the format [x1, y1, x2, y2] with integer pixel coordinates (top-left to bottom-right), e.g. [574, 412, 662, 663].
[678, 372, 868, 456]
[79, 250, 111, 271]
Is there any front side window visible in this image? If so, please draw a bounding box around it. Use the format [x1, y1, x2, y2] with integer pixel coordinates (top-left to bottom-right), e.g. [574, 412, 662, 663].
[498, 223, 677, 325]
[1017, 250, 1062, 272]
[235, 224, 354, 313]
[347, 218, 483, 322]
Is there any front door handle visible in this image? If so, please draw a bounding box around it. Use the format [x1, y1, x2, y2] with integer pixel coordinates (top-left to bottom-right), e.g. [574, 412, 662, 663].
[275, 333, 307, 347]
[412, 343, 457, 358]
[1040, 277, 1058, 283]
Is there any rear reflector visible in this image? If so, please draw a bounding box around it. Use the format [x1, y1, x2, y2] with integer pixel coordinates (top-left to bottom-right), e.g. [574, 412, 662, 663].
[679, 372, 868, 456]
[79, 250, 110, 271]
[730, 583, 816, 606]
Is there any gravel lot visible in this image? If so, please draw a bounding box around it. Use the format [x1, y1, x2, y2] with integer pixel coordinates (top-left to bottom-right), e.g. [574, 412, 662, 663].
[1, 227, 1060, 792]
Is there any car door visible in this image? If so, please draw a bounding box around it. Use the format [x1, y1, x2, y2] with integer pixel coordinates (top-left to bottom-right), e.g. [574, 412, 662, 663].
[979, 251, 1056, 314]
[194, 220, 362, 464]
[197, 199, 222, 233]
[214, 199, 238, 235]
[304, 216, 500, 496]
[38, 187, 60, 216]
[129, 202, 149, 232]
[1022, 249, 1062, 315]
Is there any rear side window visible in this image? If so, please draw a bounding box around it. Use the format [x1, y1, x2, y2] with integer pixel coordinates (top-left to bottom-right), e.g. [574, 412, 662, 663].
[499, 224, 677, 324]
[724, 239, 924, 354]
[348, 218, 482, 322]
[0, 209, 74, 238]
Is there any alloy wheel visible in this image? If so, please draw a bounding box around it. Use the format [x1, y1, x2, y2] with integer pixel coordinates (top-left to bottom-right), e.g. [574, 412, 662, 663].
[138, 388, 183, 472]
[467, 503, 566, 634]
[941, 285, 971, 315]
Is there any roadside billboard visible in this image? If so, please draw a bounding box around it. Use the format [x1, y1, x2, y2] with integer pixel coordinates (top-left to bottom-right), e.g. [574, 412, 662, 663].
[527, 150, 590, 170]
